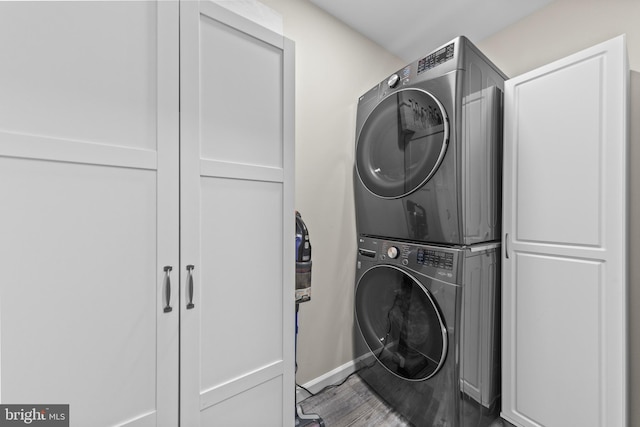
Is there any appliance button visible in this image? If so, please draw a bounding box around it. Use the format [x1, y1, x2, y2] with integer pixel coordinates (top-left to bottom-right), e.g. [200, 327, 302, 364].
[387, 74, 400, 88]
[387, 246, 399, 259]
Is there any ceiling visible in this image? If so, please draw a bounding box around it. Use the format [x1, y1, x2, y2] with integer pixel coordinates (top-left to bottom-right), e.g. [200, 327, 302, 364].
[308, 0, 554, 62]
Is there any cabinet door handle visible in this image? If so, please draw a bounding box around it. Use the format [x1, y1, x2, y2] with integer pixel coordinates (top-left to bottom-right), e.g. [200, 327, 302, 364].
[163, 266, 173, 313]
[186, 265, 195, 309]
[505, 233, 510, 259]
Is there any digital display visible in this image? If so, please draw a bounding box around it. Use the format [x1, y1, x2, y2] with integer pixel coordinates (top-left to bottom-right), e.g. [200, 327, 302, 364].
[417, 42, 455, 74]
[417, 248, 454, 270]
[434, 47, 448, 62]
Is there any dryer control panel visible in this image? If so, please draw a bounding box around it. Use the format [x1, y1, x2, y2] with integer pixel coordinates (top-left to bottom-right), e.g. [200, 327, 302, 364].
[417, 42, 455, 74]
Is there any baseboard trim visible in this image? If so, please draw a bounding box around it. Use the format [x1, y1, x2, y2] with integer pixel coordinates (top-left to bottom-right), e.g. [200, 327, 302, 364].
[296, 354, 371, 403]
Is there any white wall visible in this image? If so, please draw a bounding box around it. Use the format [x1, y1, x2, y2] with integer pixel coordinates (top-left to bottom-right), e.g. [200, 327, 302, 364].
[258, 0, 404, 384]
[478, 0, 640, 76]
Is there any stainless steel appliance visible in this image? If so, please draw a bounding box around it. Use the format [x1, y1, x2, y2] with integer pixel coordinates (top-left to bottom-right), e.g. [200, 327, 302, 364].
[354, 36, 506, 245]
[353, 37, 506, 427]
[355, 237, 500, 427]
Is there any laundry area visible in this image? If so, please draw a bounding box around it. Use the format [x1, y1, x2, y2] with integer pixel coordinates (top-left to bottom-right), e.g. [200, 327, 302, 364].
[0, 1, 638, 427]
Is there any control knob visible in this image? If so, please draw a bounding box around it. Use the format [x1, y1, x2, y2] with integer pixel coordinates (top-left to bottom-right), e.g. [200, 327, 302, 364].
[387, 246, 399, 259]
[387, 74, 400, 88]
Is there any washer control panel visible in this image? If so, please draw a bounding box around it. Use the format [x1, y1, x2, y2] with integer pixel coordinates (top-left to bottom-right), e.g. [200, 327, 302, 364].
[357, 237, 460, 283]
[386, 246, 399, 259]
[417, 248, 454, 270]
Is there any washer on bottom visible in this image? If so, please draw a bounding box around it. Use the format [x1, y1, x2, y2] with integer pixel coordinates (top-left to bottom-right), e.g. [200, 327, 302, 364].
[354, 237, 501, 427]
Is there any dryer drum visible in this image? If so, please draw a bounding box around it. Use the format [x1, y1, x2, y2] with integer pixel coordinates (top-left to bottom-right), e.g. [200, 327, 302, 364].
[355, 88, 449, 199]
[355, 264, 448, 381]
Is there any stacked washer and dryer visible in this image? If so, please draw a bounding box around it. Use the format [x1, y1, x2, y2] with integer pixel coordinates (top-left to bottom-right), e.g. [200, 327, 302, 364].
[353, 37, 507, 427]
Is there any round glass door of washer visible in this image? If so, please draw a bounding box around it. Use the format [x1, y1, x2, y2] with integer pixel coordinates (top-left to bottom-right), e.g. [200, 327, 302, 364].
[355, 88, 449, 199]
[355, 265, 448, 381]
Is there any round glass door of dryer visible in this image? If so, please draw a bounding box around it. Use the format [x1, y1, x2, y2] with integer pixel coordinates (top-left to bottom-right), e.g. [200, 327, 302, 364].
[355, 265, 448, 381]
[355, 89, 449, 199]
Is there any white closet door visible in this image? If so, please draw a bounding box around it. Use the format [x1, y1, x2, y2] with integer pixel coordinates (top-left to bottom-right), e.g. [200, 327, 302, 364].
[180, 2, 295, 426]
[0, 2, 179, 426]
[502, 36, 628, 427]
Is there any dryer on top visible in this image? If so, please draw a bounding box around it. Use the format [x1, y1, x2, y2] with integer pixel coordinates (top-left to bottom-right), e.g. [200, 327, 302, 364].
[354, 36, 507, 245]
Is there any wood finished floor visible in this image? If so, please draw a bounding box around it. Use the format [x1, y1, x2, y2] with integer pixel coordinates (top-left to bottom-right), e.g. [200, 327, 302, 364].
[297, 374, 515, 427]
[298, 373, 410, 426]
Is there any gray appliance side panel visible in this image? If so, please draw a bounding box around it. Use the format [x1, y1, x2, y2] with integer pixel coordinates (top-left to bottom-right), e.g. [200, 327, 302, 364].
[459, 247, 501, 416]
[459, 45, 506, 245]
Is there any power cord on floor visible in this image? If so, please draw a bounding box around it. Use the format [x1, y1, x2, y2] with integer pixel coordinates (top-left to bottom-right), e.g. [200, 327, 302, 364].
[296, 358, 378, 399]
[298, 296, 398, 399]
[297, 312, 394, 399]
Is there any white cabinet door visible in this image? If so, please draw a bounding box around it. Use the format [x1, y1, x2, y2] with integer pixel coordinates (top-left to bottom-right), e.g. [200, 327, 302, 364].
[0, 2, 179, 426]
[179, 2, 295, 426]
[502, 36, 628, 427]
